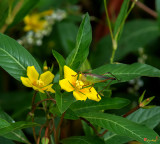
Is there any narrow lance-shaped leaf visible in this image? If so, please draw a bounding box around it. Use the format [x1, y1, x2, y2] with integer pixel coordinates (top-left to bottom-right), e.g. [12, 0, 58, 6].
[0, 119, 39, 136]
[156, 0, 160, 30]
[55, 91, 76, 114]
[104, 107, 160, 144]
[91, 20, 159, 66]
[80, 112, 159, 144]
[0, 0, 9, 29]
[92, 63, 160, 84]
[10, 0, 40, 27]
[113, 0, 130, 40]
[52, 50, 66, 79]
[0, 109, 30, 143]
[0, 33, 41, 81]
[66, 13, 92, 71]
[61, 136, 105, 144]
[70, 97, 130, 115]
[115, 20, 159, 61]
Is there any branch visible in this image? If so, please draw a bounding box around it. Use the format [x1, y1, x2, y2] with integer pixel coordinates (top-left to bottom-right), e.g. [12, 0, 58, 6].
[131, 0, 157, 18]
[80, 117, 99, 135]
[122, 105, 140, 118]
[31, 91, 38, 142]
[56, 112, 65, 144]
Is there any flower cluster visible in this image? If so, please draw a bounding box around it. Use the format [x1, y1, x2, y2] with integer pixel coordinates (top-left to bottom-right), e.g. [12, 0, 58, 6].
[21, 65, 101, 102]
[17, 9, 67, 47]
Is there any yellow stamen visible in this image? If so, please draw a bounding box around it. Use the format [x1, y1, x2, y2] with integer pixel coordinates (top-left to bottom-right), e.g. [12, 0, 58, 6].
[76, 80, 84, 89]
[36, 79, 44, 87]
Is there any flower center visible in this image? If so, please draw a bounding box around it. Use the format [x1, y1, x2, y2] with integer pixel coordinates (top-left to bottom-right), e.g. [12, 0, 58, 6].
[75, 80, 84, 89]
[33, 79, 44, 88]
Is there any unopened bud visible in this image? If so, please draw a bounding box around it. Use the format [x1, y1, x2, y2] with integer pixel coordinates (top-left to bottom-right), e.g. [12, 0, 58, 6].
[41, 137, 49, 144]
[43, 66, 48, 71]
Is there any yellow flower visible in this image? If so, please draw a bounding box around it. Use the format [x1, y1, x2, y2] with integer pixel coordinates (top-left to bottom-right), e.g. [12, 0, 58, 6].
[21, 66, 55, 93]
[23, 10, 53, 32]
[59, 66, 101, 102]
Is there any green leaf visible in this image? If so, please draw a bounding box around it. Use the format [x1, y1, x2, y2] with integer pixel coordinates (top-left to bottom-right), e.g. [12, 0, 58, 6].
[0, 0, 9, 29]
[138, 90, 146, 104]
[156, 0, 160, 30]
[52, 50, 66, 79]
[104, 107, 160, 144]
[91, 20, 159, 67]
[0, 109, 30, 143]
[127, 107, 160, 129]
[92, 63, 160, 84]
[50, 105, 78, 120]
[61, 136, 105, 144]
[81, 120, 94, 136]
[70, 97, 130, 115]
[66, 13, 92, 71]
[56, 22, 78, 55]
[0, 137, 16, 144]
[11, 0, 40, 27]
[0, 119, 39, 136]
[115, 20, 159, 61]
[55, 91, 76, 113]
[80, 112, 159, 144]
[113, 0, 130, 39]
[0, 33, 41, 81]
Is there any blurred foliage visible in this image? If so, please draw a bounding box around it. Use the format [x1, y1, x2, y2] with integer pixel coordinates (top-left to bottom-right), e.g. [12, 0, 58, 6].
[0, 0, 160, 144]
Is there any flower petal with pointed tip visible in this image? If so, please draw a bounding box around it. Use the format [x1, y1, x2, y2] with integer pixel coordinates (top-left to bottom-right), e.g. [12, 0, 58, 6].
[32, 85, 44, 93]
[43, 84, 55, 93]
[84, 87, 101, 102]
[21, 77, 32, 87]
[27, 66, 39, 83]
[40, 71, 54, 86]
[64, 65, 77, 83]
[59, 79, 74, 92]
[73, 91, 87, 101]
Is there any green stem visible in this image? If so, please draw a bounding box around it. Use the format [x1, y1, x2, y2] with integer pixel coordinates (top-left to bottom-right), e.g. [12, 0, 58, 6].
[31, 91, 38, 143]
[56, 112, 65, 144]
[103, 0, 114, 41]
[110, 40, 117, 64]
[110, 0, 137, 64]
[104, 0, 117, 64]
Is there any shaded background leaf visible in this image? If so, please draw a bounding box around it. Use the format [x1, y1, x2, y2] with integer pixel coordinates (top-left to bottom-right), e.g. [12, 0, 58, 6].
[0, 33, 41, 81]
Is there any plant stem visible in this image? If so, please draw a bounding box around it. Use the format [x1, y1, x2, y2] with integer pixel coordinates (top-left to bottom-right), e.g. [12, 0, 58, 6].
[122, 105, 140, 118]
[0, 0, 24, 33]
[31, 91, 38, 142]
[104, 0, 118, 64]
[31, 98, 56, 113]
[110, 42, 117, 64]
[103, 0, 114, 41]
[37, 125, 45, 144]
[131, 0, 157, 18]
[51, 115, 57, 144]
[56, 112, 65, 144]
[80, 117, 98, 135]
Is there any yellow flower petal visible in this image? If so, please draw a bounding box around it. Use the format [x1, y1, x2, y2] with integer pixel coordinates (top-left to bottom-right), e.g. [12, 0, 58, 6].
[59, 79, 74, 92]
[64, 65, 77, 83]
[43, 84, 55, 93]
[21, 77, 32, 87]
[24, 16, 30, 24]
[84, 87, 101, 102]
[32, 85, 44, 93]
[40, 10, 53, 16]
[40, 71, 54, 86]
[27, 66, 39, 83]
[73, 91, 87, 101]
